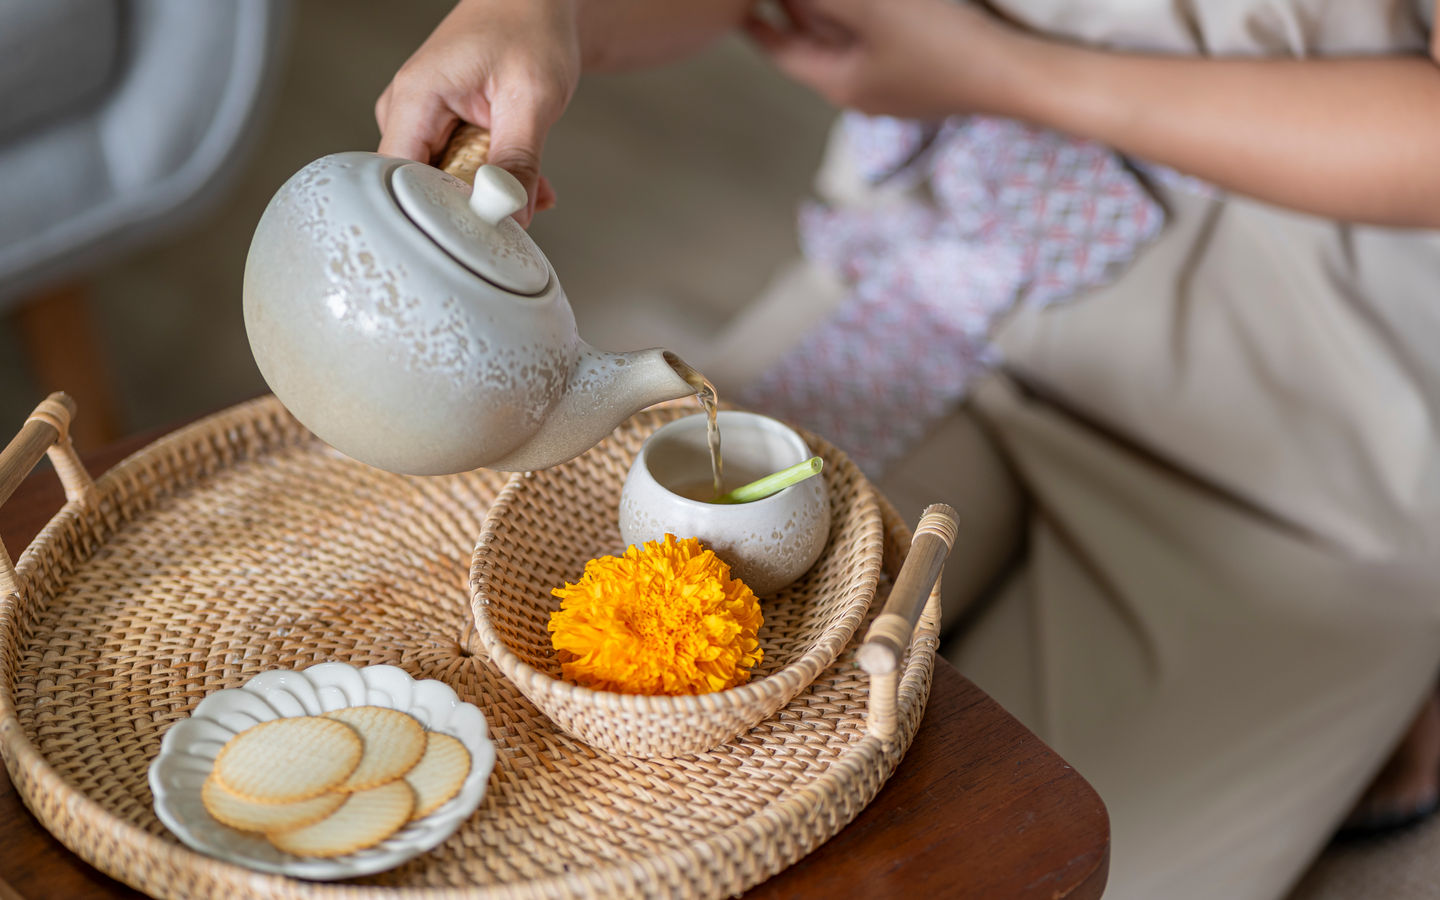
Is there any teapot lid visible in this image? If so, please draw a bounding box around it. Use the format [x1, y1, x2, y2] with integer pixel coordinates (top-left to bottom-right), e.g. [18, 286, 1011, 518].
[391, 162, 550, 295]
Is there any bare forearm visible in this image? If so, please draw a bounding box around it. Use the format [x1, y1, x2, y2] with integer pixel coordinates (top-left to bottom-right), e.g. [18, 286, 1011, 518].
[577, 0, 752, 71]
[1002, 41, 1440, 227]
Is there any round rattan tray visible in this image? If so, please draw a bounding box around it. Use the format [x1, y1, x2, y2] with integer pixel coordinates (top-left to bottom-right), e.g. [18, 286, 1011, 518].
[0, 395, 939, 900]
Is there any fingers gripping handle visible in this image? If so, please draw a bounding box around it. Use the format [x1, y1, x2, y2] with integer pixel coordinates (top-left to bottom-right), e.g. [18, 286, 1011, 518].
[861, 503, 960, 741]
[0, 393, 95, 596]
[437, 123, 527, 225]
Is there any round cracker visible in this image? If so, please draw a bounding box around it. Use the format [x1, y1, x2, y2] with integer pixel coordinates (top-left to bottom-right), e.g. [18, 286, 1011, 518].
[212, 716, 362, 803]
[405, 731, 472, 820]
[201, 773, 345, 834]
[323, 706, 426, 792]
[268, 780, 415, 858]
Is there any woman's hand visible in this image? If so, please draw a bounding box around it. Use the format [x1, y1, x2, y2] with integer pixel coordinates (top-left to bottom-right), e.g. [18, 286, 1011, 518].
[375, 0, 581, 225]
[751, 0, 1440, 229]
[745, 0, 1028, 119]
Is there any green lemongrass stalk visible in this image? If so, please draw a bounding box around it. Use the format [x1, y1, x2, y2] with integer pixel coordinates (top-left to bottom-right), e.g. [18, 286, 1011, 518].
[716, 457, 824, 504]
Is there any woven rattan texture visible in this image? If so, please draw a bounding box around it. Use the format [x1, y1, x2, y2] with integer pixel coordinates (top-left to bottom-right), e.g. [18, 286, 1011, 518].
[0, 396, 938, 900]
[472, 409, 884, 757]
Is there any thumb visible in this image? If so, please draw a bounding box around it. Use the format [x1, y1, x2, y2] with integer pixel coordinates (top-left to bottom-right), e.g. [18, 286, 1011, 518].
[536, 175, 558, 213]
[482, 100, 550, 227]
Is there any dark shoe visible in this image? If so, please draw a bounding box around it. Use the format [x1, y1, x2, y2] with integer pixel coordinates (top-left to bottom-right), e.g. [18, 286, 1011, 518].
[1333, 794, 1440, 843]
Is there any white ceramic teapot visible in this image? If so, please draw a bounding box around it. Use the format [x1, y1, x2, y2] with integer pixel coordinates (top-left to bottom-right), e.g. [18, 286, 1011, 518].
[243, 135, 699, 475]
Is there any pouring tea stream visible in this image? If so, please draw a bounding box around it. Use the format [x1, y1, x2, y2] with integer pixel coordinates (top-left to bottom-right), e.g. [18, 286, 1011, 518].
[243, 132, 713, 476]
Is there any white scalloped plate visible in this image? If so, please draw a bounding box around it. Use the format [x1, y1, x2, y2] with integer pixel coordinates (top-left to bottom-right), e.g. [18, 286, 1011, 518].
[148, 662, 496, 880]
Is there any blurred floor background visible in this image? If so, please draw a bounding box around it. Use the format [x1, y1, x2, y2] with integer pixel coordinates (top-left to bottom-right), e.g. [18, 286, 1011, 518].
[0, 0, 834, 446]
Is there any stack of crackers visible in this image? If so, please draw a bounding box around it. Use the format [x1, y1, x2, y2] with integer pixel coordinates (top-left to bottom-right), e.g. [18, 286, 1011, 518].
[204, 706, 471, 857]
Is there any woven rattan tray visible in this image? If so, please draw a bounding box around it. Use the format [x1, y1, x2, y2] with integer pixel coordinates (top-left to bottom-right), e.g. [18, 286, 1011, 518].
[0, 394, 939, 900]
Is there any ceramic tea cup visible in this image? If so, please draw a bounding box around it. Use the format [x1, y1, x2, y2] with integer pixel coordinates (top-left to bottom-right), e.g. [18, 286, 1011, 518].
[618, 411, 831, 595]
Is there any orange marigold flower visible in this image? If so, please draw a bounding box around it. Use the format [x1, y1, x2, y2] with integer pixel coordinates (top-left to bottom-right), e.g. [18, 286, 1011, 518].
[548, 534, 764, 696]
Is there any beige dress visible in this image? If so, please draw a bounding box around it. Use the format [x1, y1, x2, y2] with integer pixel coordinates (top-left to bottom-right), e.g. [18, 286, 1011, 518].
[697, 2, 1440, 898]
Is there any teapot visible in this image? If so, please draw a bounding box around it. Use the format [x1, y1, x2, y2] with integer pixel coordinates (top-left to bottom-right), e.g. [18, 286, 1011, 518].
[242, 129, 700, 475]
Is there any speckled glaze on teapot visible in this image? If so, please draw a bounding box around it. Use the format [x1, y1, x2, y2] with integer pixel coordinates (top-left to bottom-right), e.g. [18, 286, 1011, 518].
[243, 150, 696, 475]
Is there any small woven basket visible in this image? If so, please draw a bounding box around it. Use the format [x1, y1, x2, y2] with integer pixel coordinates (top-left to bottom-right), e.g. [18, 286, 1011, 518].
[471, 408, 885, 758]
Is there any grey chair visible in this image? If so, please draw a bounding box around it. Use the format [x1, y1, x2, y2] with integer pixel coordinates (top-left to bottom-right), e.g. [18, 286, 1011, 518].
[0, 0, 286, 444]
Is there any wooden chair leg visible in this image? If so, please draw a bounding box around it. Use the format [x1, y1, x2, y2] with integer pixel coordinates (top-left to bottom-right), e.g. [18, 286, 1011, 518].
[10, 282, 125, 451]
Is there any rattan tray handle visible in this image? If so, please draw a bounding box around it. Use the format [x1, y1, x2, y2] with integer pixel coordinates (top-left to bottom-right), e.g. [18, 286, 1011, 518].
[0, 392, 94, 596]
[859, 503, 959, 742]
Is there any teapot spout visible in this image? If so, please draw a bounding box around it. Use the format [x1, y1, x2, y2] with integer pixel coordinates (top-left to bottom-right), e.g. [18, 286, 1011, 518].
[486, 345, 699, 471]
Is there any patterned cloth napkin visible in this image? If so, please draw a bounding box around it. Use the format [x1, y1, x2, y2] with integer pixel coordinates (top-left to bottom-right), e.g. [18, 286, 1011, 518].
[738, 113, 1169, 476]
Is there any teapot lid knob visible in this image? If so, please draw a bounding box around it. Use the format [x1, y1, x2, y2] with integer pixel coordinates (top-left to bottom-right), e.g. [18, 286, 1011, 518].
[469, 165, 529, 226]
[389, 161, 551, 295]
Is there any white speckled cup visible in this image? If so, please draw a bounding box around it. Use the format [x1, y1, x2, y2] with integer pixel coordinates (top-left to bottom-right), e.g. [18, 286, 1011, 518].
[618, 412, 831, 595]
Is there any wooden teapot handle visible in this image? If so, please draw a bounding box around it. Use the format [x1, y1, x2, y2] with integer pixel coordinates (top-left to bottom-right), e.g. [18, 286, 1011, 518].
[438, 123, 492, 186]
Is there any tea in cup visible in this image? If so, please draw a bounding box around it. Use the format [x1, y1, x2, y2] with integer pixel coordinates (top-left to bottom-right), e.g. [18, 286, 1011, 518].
[618, 412, 831, 594]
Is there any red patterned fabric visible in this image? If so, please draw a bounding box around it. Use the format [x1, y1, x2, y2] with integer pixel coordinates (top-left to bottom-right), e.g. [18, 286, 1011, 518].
[739, 114, 1168, 475]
